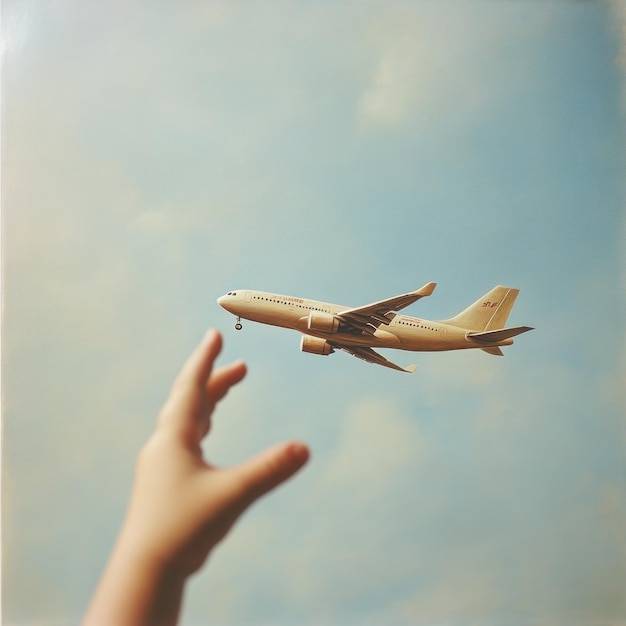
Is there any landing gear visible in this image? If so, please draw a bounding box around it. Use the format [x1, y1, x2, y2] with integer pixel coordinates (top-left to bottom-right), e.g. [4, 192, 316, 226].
[235, 317, 243, 331]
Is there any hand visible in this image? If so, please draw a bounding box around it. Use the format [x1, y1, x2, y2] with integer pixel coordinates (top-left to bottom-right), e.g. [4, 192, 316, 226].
[83, 329, 309, 626]
[126, 328, 310, 574]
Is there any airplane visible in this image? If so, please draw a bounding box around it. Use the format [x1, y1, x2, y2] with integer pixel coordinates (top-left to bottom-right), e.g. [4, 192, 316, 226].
[217, 283, 533, 373]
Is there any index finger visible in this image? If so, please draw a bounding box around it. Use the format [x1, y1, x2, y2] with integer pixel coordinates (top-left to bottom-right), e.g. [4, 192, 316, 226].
[158, 329, 223, 438]
[174, 329, 223, 392]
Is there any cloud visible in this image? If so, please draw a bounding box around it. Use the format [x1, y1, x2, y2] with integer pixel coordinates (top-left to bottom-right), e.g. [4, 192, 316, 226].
[244, 349, 626, 624]
[315, 395, 430, 505]
[356, 8, 501, 132]
[3, 2, 624, 625]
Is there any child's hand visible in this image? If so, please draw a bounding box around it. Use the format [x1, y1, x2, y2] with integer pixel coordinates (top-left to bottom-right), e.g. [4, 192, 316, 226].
[124, 328, 309, 574]
[83, 329, 309, 626]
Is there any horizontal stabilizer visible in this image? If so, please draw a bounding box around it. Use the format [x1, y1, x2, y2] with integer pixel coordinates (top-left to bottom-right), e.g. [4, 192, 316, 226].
[467, 326, 534, 343]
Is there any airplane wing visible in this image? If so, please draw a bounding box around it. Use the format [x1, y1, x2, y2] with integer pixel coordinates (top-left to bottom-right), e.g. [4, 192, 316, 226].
[338, 345, 417, 373]
[337, 281, 436, 336]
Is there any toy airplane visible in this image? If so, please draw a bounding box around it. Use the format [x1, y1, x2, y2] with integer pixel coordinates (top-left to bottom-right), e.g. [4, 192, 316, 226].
[217, 283, 533, 373]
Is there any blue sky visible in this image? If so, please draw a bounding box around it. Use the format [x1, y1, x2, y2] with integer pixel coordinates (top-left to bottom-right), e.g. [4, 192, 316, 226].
[2, 2, 625, 625]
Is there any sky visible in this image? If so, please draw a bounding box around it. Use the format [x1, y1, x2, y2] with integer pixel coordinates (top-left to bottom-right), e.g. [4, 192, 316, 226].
[2, 1, 625, 625]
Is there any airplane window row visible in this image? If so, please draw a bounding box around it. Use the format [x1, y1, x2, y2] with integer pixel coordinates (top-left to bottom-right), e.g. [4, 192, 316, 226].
[253, 295, 329, 313]
[399, 319, 438, 331]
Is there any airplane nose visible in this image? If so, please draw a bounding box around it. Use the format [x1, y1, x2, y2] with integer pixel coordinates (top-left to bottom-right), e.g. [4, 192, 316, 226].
[217, 293, 238, 313]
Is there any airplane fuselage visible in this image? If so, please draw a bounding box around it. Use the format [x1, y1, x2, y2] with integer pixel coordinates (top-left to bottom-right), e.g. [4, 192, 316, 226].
[217, 290, 513, 353]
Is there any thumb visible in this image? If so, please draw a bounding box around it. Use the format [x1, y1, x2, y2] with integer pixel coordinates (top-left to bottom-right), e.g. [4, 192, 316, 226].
[229, 441, 310, 506]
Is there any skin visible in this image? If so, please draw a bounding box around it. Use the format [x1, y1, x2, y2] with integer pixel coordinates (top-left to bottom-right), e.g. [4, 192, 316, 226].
[83, 329, 310, 626]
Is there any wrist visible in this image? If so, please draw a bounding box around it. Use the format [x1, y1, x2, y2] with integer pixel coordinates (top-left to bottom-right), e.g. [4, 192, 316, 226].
[83, 526, 188, 626]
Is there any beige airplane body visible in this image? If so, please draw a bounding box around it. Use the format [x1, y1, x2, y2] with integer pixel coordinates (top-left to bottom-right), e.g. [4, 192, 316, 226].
[217, 282, 533, 373]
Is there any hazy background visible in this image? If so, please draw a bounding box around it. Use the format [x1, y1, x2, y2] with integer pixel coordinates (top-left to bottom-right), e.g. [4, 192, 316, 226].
[2, 2, 625, 625]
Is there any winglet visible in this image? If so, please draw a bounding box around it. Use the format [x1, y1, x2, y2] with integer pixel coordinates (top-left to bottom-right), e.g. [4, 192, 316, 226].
[416, 282, 437, 297]
[404, 364, 418, 373]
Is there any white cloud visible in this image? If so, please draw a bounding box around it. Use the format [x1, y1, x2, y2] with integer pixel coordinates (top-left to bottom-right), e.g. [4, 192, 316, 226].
[356, 10, 491, 131]
[355, 4, 568, 134]
[3, 2, 624, 625]
[315, 395, 430, 504]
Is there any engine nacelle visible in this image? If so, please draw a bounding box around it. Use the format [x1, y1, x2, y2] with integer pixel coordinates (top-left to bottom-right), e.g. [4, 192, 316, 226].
[300, 335, 334, 356]
[307, 311, 339, 333]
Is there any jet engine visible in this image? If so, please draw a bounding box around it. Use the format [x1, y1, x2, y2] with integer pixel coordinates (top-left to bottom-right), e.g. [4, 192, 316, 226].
[307, 311, 339, 333]
[300, 335, 334, 356]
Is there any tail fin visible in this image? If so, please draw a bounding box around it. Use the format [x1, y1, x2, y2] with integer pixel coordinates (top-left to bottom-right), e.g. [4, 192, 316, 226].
[441, 286, 521, 331]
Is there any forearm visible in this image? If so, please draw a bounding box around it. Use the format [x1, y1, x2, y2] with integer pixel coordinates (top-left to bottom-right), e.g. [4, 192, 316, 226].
[83, 532, 187, 626]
